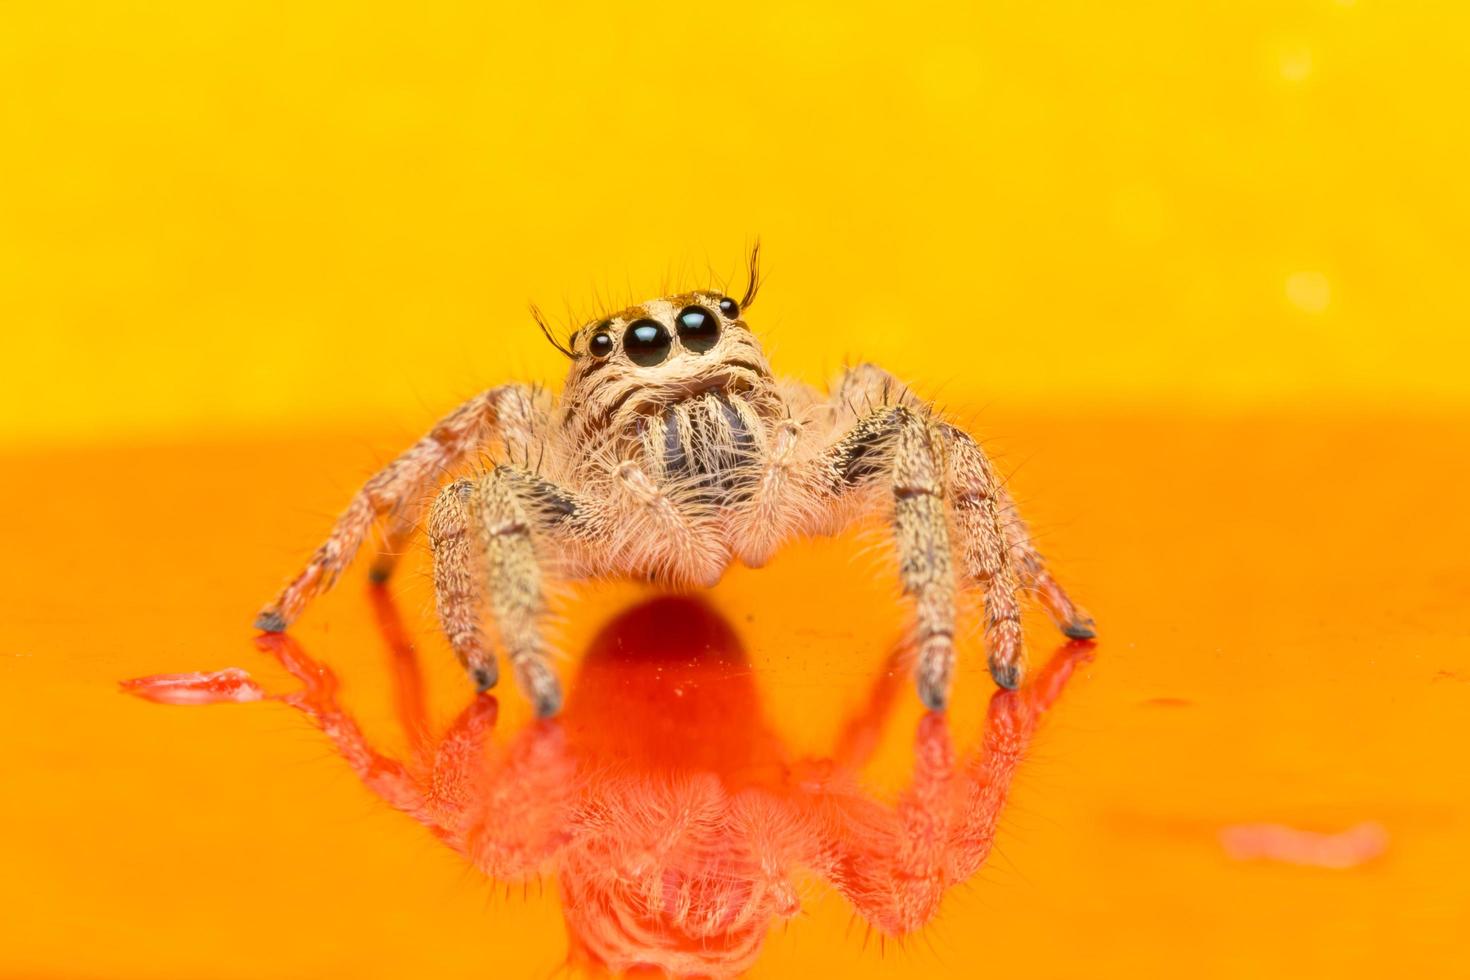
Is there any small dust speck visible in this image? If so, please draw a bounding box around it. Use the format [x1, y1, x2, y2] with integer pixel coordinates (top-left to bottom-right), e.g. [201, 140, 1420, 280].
[1140, 697, 1194, 708]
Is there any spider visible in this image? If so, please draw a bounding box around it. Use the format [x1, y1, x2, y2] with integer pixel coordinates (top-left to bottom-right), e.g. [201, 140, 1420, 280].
[133, 592, 1094, 976]
[255, 247, 1095, 716]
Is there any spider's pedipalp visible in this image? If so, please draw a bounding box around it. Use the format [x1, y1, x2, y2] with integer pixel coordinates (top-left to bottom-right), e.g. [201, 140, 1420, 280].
[735, 416, 807, 568]
[613, 461, 726, 587]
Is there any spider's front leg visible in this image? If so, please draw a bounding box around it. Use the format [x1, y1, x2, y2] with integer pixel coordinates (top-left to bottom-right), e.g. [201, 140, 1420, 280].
[427, 465, 589, 717]
[818, 404, 976, 708]
[255, 384, 547, 631]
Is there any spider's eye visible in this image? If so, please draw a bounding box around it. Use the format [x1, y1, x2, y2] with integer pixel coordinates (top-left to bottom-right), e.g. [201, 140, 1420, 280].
[717, 296, 739, 318]
[676, 305, 720, 354]
[624, 319, 672, 366]
[588, 332, 614, 358]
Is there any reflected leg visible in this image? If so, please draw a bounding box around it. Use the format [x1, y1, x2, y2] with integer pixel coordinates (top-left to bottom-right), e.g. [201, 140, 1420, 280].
[830, 642, 911, 773]
[946, 640, 1095, 881]
[255, 631, 515, 858]
[254, 632, 432, 822]
[821, 641, 1094, 937]
[367, 583, 432, 764]
[819, 709, 957, 936]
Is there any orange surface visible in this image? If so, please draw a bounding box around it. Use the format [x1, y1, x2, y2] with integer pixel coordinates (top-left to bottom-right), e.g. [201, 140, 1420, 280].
[3, 410, 1467, 977]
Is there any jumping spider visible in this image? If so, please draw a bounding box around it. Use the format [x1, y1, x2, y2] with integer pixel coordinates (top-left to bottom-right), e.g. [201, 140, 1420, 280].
[255, 248, 1095, 716]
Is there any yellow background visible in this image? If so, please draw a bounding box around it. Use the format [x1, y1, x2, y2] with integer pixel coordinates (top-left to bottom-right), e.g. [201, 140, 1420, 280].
[4, 0, 1468, 449]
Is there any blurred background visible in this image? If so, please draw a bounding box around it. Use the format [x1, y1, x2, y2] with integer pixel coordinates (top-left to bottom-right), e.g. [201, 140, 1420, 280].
[3, 0, 1466, 448]
[3, 1, 1469, 978]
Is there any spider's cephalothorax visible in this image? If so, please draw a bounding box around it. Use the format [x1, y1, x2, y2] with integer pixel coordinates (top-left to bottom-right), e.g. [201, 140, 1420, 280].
[256, 247, 1095, 716]
[554, 290, 779, 508]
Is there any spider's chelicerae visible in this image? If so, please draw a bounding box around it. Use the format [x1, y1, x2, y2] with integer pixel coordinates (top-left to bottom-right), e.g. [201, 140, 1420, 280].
[256, 249, 1095, 715]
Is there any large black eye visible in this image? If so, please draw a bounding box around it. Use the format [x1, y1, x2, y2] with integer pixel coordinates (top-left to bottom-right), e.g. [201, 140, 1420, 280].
[588, 332, 614, 358]
[718, 296, 739, 318]
[624, 319, 672, 366]
[676, 305, 720, 353]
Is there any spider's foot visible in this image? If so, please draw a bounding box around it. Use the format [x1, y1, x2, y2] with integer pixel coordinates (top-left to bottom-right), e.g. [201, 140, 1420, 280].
[988, 654, 1023, 691]
[917, 680, 950, 712]
[916, 635, 954, 711]
[470, 661, 499, 693]
[254, 610, 288, 633]
[367, 557, 397, 585]
[533, 687, 563, 719]
[1061, 616, 1097, 641]
[515, 661, 563, 718]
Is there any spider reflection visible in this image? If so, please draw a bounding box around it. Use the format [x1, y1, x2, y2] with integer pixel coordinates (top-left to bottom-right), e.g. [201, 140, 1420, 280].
[134, 594, 1092, 977]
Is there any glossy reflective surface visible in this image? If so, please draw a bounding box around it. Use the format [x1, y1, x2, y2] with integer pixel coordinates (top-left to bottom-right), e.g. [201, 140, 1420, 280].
[2, 411, 1467, 977]
[126, 594, 1091, 976]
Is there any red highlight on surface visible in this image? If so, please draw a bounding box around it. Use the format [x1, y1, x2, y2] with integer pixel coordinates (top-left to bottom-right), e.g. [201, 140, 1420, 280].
[123, 596, 1093, 977]
[1221, 822, 1388, 869]
[120, 668, 265, 705]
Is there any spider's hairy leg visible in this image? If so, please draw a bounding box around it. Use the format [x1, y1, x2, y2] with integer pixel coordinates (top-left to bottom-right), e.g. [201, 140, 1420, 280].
[999, 481, 1096, 639]
[367, 509, 421, 585]
[429, 466, 582, 717]
[254, 384, 544, 631]
[938, 423, 1096, 641]
[833, 362, 916, 417]
[427, 479, 500, 692]
[480, 469, 563, 716]
[891, 413, 960, 709]
[823, 405, 959, 710]
[932, 423, 1027, 690]
[824, 363, 1094, 690]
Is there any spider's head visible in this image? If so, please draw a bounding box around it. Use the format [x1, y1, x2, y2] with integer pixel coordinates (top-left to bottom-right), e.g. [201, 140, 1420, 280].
[535, 245, 772, 417]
